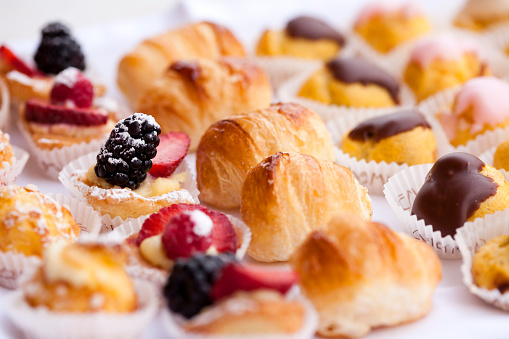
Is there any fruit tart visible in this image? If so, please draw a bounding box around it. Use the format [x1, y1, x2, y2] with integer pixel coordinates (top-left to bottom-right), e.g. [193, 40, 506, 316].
[60, 113, 198, 230]
[6, 242, 158, 339]
[161, 254, 318, 338]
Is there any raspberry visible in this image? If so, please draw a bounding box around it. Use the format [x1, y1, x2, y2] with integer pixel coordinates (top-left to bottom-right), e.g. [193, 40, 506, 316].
[163, 253, 236, 318]
[34, 22, 85, 74]
[94, 113, 161, 189]
[50, 67, 94, 108]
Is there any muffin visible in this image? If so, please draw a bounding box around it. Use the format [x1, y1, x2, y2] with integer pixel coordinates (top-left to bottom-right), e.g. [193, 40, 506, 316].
[454, 0, 509, 31]
[341, 109, 437, 165]
[299, 57, 399, 107]
[256, 16, 345, 60]
[472, 235, 509, 292]
[403, 35, 489, 102]
[438, 77, 509, 147]
[354, 1, 432, 53]
[411, 152, 509, 237]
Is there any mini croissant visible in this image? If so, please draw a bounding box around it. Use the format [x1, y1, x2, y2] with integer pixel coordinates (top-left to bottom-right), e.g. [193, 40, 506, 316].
[241, 152, 372, 262]
[196, 103, 335, 209]
[291, 213, 441, 338]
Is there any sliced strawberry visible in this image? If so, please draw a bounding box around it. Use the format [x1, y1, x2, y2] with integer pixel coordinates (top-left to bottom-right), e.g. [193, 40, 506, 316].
[211, 263, 299, 301]
[0, 45, 44, 77]
[50, 67, 94, 108]
[208, 210, 237, 253]
[149, 132, 190, 178]
[24, 98, 107, 126]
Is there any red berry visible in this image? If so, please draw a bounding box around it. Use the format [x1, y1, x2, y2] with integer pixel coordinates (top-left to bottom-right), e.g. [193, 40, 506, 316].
[50, 67, 94, 108]
[0, 45, 44, 77]
[208, 210, 237, 253]
[211, 263, 299, 301]
[25, 98, 107, 126]
[149, 132, 190, 178]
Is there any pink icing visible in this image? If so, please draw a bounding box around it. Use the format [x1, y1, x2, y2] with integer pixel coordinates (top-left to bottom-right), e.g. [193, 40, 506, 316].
[409, 35, 481, 67]
[354, 1, 424, 27]
[440, 77, 509, 140]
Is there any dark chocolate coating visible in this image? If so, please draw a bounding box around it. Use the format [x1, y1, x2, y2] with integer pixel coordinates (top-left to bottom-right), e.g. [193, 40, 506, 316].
[348, 110, 431, 143]
[326, 58, 400, 103]
[286, 16, 345, 46]
[411, 153, 499, 237]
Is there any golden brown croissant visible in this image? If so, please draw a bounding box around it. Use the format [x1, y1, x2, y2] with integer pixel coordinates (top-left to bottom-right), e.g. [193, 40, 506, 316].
[136, 57, 272, 151]
[241, 152, 372, 262]
[291, 213, 441, 338]
[196, 103, 335, 209]
[117, 22, 246, 106]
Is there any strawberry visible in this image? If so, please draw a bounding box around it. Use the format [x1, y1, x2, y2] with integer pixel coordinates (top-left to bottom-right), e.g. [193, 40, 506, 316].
[0, 45, 44, 77]
[208, 210, 237, 253]
[149, 132, 190, 178]
[50, 67, 94, 108]
[24, 98, 107, 126]
[211, 263, 299, 301]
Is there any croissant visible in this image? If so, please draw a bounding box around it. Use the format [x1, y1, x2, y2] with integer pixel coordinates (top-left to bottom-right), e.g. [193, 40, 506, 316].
[291, 213, 441, 338]
[117, 22, 246, 106]
[137, 57, 272, 151]
[241, 152, 372, 262]
[196, 103, 335, 209]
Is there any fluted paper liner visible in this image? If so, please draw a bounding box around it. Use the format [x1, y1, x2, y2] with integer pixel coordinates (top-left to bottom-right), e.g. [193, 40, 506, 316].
[0, 146, 29, 187]
[456, 210, 509, 311]
[0, 194, 102, 289]
[161, 289, 318, 339]
[107, 214, 252, 287]
[253, 56, 321, 91]
[278, 65, 415, 123]
[6, 280, 158, 339]
[0, 77, 9, 130]
[59, 152, 200, 232]
[326, 108, 448, 195]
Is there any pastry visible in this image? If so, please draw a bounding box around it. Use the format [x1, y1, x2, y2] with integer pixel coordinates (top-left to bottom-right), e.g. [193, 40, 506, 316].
[241, 152, 372, 262]
[472, 235, 509, 292]
[341, 109, 437, 165]
[65, 113, 195, 220]
[117, 22, 246, 106]
[438, 77, 509, 147]
[354, 1, 431, 53]
[291, 212, 441, 338]
[196, 102, 335, 209]
[494, 138, 509, 171]
[0, 185, 80, 257]
[403, 35, 489, 102]
[256, 16, 345, 60]
[298, 57, 400, 107]
[136, 58, 272, 151]
[454, 0, 509, 31]
[163, 254, 315, 336]
[0, 130, 14, 174]
[412, 152, 509, 237]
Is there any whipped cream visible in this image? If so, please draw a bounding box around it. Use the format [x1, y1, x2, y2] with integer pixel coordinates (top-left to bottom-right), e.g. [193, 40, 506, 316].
[188, 210, 213, 237]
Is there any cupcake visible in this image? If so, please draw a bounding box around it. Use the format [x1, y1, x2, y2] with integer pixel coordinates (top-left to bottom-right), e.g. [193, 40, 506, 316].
[403, 35, 488, 102]
[454, 0, 509, 31]
[353, 1, 431, 53]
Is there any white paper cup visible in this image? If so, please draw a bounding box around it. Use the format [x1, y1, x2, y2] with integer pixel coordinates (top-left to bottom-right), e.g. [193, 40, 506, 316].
[456, 210, 509, 311]
[0, 145, 29, 187]
[326, 108, 448, 195]
[6, 279, 158, 339]
[0, 77, 10, 130]
[59, 152, 200, 232]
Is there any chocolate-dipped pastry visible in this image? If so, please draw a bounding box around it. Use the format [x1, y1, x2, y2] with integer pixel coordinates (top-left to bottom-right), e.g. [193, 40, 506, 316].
[348, 110, 431, 142]
[411, 153, 499, 236]
[286, 16, 345, 46]
[326, 58, 400, 103]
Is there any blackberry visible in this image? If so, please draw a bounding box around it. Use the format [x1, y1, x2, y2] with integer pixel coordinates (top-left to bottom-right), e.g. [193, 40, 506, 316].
[94, 113, 161, 190]
[34, 22, 85, 74]
[163, 253, 236, 318]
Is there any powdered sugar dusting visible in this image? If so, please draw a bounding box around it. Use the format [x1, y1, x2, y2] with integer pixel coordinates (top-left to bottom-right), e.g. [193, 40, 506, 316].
[53, 67, 81, 88]
[188, 210, 213, 237]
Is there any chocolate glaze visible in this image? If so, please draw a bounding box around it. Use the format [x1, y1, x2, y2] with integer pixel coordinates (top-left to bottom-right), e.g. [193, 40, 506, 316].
[348, 110, 431, 143]
[411, 153, 499, 237]
[286, 16, 345, 46]
[326, 58, 400, 103]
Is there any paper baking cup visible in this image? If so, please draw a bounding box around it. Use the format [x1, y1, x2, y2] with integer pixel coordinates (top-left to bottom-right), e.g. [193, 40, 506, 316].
[326, 108, 449, 195]
[0, 145, 29, 186]
[384, 163, 462, 259]
[419, 85, 509, 156]
[456, 209, 509, 311]
[107, 214, 251, 287]
[278, 65, 415, 123]
[0, 77, 10, 130]
[161, 290, 318, 339]
[6, 280, 158, 339]
[59, 152, 200, 232]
